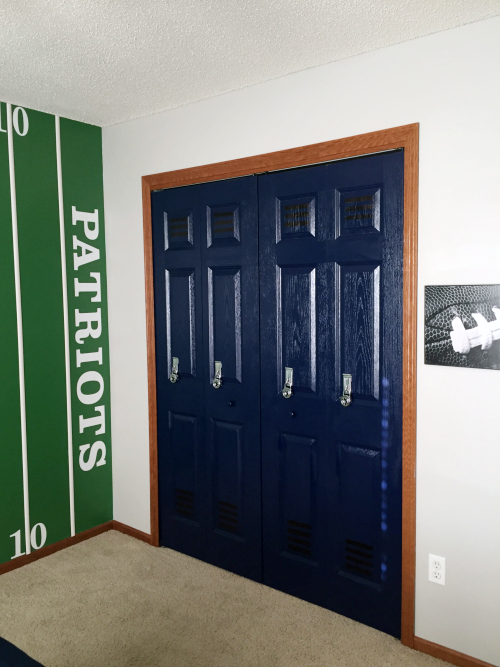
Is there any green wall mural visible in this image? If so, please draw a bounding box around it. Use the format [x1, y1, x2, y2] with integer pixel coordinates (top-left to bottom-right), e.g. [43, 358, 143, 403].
[0, 102, 112, 565]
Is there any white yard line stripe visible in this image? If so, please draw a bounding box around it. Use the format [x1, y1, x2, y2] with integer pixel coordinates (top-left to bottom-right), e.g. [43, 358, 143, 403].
[7, 103, 31, 554]
[56, 115, 76, 537]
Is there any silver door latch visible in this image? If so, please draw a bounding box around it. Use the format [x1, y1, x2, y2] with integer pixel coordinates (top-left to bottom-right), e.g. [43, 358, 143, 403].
[170, 357, 179, 383]
[213, 361, 222, 389]
[339, 373, 352, 407]
[282, 367, 293, 399]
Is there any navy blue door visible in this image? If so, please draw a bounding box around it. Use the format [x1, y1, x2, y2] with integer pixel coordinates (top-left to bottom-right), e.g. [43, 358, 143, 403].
[152, 176, 262, 581]
[153, 150, 404, 636]
[259, 151, 404, 637]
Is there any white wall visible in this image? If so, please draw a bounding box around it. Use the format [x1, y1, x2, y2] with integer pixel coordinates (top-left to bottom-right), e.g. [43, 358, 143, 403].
[102, 17, 500, 665]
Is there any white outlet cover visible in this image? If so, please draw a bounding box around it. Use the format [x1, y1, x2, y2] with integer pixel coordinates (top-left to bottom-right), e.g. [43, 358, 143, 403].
[429, 554, 446, 585]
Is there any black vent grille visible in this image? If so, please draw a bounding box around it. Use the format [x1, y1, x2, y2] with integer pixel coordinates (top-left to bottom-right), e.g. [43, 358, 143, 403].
[218, 501, 239, 533]
[344, 538, 373, 578]
[287, 519, 312, 557]
[209, 206, 239, 244]
[212, 210, 235, 236]
[174, 488, 194, 519]
[169, 216, 190, 238]
[165, 211, 193, 248]
[283, 203, 309, 230]
[340, 187, 380, 233]
[344, 195, 374, 225]
[280, 197, 314, 237]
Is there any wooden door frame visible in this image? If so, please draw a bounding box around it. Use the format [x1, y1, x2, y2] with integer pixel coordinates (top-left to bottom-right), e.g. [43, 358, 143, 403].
[141, 123, 418, 647]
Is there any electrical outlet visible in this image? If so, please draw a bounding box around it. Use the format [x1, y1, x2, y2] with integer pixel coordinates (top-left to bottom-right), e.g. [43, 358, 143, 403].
[429, 554, 445, 585]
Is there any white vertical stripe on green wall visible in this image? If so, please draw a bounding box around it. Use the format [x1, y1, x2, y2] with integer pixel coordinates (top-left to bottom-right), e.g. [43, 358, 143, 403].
[56, 114, 76, 537]
[6, 102, 31, 556]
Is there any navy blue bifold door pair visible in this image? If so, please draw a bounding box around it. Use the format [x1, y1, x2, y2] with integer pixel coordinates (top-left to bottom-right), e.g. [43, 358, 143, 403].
[151, 151, 404, 637]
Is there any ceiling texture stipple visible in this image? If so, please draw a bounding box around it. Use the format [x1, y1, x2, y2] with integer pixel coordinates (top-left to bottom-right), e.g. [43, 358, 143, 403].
[1, 0, 499, 126]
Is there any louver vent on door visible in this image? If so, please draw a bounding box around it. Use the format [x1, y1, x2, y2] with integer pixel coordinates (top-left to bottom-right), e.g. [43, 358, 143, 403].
[165, 211, 193, 249]
[208, 205, 240, 245]
[338, 187, 380, 235]
[218, 501, 239, 533]
[280, 197, 315, 238]
[174, 488, 195, 519]
[286, 520, 312, 557]
[344, 538, 373, 578]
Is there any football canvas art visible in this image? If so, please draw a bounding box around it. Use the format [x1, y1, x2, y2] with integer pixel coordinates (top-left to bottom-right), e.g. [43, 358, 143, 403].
[425, 285, 500, 370]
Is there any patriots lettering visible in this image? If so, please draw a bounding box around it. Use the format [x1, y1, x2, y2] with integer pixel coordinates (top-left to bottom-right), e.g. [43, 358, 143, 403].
[72, 207, 108, 471]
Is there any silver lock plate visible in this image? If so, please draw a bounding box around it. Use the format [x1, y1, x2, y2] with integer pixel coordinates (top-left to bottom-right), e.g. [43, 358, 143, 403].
[169, 357, 179, 383]
[339, 373, 352, 407]
[213, 361, 222, 389]
[282, 367, 293, 399]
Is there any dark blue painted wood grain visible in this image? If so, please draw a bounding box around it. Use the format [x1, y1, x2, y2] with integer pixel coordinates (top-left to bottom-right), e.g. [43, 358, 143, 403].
[152, 151, 404, 636]
[152, 182, 207, 560]
[152, 176, 262, 582]
[259, 151, 404, 637]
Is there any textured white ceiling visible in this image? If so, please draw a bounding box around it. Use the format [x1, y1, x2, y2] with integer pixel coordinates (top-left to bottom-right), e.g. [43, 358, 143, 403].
[1, 0, 499, 126]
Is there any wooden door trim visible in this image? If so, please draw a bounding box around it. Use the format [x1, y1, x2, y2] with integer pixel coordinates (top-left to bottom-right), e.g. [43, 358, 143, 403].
[142, 123, 419, 646]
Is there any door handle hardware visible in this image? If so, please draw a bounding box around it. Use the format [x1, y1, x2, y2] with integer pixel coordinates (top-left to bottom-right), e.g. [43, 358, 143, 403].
[282, 367, 293, 399]
[213, 361, 222, 389]
[339, 373, 352, 407]
[170, 357, 179, 383]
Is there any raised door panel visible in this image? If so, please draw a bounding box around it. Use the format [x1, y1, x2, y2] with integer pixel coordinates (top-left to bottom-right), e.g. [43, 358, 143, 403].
[338, 265, 380, 401]
[280, 433, 318, 563]
[210, 419, 244, 537]
[338, 443, 381, 583]
[170, 412, 201, 524]
[336, 187, 381, 237]
[207, 204, 240, 246]
[164, 210, 194, 249]
[167, 269, 197, 378]
[279, 267, 317, 393]
[208, 267, 242, 383]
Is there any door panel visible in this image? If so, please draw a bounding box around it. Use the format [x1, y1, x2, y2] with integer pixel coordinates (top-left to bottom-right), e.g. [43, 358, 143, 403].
[260, 163, 334, 610]
[152, 175, 262, 581]
[280, 432, 318, 562]
[208, 267, 242, 382]
[210, 419, 244, 535]
[167, 269, 197, 377]
[280, 267, 317, 393]
[340, 264, 380, 400]
[338, 443, 381, 578]
[260, 151, 404, 637]
[200, 177, 261, 581]
[153, 184, 206, 560]
[170, 411, 201, 521]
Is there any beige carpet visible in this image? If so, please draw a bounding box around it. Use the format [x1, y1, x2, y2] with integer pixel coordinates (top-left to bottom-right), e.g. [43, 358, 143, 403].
[0, 531, 445, 667]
